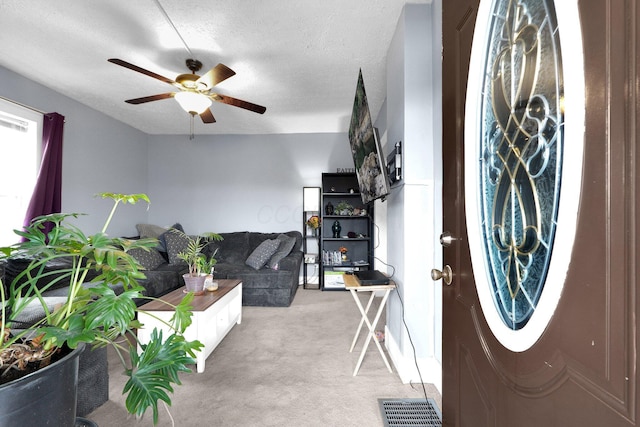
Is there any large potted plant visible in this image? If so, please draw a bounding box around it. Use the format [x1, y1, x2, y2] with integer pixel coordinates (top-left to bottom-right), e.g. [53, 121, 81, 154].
[0, 193, 203, 426]
[176, 232, 222, 295]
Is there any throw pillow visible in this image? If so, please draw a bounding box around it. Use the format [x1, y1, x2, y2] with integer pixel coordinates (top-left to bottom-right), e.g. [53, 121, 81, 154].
[136, 223, 167, 239]
[136, 223, 184, 252]
[128, 247, 166, 270]
[245, 239, 280, 270]
[164, 231, 191, 265]
[158, 223, 184, 252]
[266, 234, 297, 270]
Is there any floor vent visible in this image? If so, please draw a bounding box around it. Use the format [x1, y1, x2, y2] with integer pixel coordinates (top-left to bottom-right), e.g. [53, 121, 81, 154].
[378, 398, 442, 427]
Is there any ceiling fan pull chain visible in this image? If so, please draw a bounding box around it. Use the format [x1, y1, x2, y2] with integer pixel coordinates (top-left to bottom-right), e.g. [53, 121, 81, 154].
[189, 114, 195, 140]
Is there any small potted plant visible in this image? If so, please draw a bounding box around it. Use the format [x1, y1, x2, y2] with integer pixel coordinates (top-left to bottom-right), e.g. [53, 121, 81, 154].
[0, 193, 203, 425]
[176, 232, 222, 295]
[335, 201, 354, 216]
[306, 215, 321, 236]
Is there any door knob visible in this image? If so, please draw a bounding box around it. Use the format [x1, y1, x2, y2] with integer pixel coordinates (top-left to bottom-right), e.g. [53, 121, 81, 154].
[439, 231, 454, 247]
[431, 265, 453, 285]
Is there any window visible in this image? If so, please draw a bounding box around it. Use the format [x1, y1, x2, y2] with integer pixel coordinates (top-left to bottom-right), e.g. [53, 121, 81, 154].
[0, 98, 43, 245]
[465, 0, 584, 351]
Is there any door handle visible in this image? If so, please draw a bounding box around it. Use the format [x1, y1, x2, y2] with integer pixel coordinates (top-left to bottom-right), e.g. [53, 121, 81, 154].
[431, 265, 453, 285]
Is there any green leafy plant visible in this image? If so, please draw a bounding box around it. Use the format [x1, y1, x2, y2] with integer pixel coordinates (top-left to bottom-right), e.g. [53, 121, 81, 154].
[335, 201, 354, 215]
[0, 193, 203, 424]
[176, 231, 222, 277]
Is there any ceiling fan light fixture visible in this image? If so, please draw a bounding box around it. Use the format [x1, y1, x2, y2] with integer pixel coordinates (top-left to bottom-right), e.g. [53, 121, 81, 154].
[174, 91, 212, 114]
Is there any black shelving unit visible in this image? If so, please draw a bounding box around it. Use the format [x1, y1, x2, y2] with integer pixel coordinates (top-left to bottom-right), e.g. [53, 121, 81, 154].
[302, 187, 321, 289]
[320, 173, 373, 290]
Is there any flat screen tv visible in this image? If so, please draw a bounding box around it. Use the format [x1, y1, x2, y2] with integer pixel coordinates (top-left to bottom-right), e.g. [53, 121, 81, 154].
[348, 69, 391, 204]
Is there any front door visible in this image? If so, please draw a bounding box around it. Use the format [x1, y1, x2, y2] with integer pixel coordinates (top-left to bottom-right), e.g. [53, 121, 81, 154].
[441, 0, 639, 425]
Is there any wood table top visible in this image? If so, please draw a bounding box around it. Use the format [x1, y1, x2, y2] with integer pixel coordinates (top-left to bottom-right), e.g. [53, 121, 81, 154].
[342, 273, 396, 291]
[139, 279, 242, 312]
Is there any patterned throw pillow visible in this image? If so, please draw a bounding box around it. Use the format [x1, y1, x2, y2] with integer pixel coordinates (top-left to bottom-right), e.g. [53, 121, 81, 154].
[164, 231, 191, 265]
[245, 239, 280, 270]
[266, 234, 297, 270]
[128, 247, 166, 270]
[136, 223, 184, 252]
[158, 223, 184, 252]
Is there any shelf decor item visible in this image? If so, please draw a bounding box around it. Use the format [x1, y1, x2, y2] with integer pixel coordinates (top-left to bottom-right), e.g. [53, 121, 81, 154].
[336, 201, 354, 216]
[306, 215, 321, 236]
[339, 246, 348, 261]
[332, 220, 342, 238]
[325, 201, 334, 215]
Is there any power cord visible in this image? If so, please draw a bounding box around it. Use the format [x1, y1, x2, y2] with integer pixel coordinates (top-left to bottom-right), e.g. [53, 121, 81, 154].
[394, 280, 429, 400]
[372, 222, 381, 250]
[374, 256, 429, 401]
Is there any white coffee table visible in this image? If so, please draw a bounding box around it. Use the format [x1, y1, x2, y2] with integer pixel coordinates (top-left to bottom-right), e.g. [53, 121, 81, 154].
[137, 279, 242, 373]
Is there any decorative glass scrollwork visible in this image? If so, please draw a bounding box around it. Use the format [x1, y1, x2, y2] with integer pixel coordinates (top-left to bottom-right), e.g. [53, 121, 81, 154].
[478, 0, 564, 330]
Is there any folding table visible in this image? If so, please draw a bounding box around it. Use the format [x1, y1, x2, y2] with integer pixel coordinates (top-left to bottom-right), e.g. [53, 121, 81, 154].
[343, 273, 396, 376]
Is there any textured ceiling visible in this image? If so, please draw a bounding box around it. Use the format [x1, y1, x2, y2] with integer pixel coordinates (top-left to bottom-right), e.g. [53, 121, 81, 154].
[0, 0, 428, 135]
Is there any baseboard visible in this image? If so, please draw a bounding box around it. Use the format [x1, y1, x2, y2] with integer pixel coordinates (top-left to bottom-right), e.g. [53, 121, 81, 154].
[385, 325, 442, 394]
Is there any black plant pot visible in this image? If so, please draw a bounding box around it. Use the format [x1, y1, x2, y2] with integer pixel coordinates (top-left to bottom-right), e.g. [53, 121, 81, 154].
[0, 343, 84, 427]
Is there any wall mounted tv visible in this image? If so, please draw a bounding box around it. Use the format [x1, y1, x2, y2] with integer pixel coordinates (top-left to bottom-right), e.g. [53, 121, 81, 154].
[348, 69, 391, 205]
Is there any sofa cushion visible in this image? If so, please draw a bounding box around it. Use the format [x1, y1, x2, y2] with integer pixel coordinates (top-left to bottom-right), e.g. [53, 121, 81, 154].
[137, 269, 183, 298]
[208, 232, 251, 264]
[136, 223, 167, 240]
[136, 222, 184, 252]
[245, 239, 280, 270]
[266, 234, 297, 270]
[158, 223, 185, 252]
[128, 247, 166, 270]
[213, 263, 293, 288]
[164, 231, 191, 265]
[5, 257, 100, 293]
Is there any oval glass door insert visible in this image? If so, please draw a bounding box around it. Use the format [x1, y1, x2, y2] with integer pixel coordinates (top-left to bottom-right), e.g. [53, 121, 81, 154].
[465, 0, 585, 351]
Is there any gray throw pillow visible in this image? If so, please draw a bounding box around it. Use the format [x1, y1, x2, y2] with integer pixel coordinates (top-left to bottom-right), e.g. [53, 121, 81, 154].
[136, 223, 167, 239]
[164, 231, 191, 265]
[266, 234, 297, 270]
[128, 247, 166, 270]
[245, 239, 280, 270]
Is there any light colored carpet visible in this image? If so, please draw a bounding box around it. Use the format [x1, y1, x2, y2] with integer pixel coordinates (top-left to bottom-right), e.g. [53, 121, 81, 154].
[87, 286, 441, 426]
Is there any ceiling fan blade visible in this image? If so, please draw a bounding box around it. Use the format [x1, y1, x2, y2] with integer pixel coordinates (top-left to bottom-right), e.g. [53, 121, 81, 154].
[124, 93, 175, 104]
[200, 109, 216, 123]
[196, 63, 236, 89]
[213, 94, 266, 114]
[108, 58, 177, 86]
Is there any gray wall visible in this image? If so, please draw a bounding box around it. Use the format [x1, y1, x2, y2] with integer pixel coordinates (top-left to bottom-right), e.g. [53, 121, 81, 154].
[145, 133, 352, 235]
[0, 66, 150, 237]
[384, 3, 443, 390]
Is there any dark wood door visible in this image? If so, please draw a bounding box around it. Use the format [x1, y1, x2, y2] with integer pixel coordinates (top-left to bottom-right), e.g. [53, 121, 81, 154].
[441, 0, 639, 425]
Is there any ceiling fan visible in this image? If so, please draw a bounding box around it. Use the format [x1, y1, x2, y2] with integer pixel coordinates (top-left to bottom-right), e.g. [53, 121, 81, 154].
[108, 58, 266, 124]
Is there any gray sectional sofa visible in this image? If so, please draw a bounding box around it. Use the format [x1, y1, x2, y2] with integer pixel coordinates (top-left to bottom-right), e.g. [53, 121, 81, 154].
[4, 227, 304, 308]
[133, 225, 304, 307]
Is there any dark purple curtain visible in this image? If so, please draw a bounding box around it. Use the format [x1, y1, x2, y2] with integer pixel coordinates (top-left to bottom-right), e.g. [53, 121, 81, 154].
[22, 112, 64, 235]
